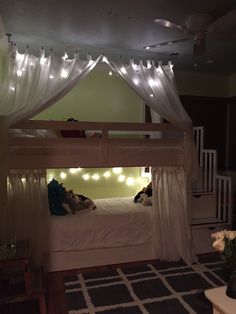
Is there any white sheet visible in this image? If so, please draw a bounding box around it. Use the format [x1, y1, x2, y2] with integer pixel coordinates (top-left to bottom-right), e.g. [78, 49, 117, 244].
[48, 197, 154, 252]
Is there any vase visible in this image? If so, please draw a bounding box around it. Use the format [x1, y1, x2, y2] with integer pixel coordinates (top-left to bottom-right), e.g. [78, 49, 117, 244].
[226, 269, 236, 299]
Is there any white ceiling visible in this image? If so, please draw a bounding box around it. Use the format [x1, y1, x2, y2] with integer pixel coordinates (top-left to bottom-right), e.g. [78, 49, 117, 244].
[0, 0, 236, 75]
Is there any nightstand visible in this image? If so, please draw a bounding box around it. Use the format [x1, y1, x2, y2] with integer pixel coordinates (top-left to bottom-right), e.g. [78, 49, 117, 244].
[0, 240, 46, 314]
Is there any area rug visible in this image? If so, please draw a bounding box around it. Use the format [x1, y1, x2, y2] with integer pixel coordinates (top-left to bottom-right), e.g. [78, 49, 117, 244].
[64, 254, 229, 314]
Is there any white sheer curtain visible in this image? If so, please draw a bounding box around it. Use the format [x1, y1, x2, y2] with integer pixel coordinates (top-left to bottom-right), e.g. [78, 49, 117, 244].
[152, 167, 196, 264]
[109, 58, 191, 129]
[0, 46, 102, 126]
[7, 170, 49, 267]
[109, 58, 197, 263]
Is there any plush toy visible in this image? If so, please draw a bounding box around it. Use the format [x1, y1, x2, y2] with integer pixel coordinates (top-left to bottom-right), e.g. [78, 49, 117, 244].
[134, 182, 152, 206]
[65, 190, 96, 213]
[47, 179, 68, 215]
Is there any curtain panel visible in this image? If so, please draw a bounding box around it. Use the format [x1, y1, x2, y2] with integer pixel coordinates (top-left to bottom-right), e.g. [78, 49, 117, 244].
[6, 170, 49, 267]
[152, 166, 196, 264]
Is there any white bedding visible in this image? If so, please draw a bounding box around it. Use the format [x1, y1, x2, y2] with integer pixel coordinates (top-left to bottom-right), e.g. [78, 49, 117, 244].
[48, 197, 154, 252]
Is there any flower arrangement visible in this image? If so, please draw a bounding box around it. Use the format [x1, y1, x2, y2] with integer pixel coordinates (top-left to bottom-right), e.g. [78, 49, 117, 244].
[211, 230, 236, 269]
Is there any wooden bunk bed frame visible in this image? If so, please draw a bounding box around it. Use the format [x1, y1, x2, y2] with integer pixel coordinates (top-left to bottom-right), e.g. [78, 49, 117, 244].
[8, 119, 187, 271]
[9, 120, 186, 170]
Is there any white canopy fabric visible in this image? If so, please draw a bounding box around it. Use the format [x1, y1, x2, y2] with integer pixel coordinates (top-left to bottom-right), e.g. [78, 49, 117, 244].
[0, 18, 197, 264]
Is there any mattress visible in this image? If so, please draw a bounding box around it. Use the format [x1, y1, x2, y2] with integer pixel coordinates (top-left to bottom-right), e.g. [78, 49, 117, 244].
[48, 197, 154, 252]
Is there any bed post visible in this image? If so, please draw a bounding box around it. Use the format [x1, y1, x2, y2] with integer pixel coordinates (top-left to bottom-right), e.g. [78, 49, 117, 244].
[184, 130, 192, 220]
[0, 115, 9, 242]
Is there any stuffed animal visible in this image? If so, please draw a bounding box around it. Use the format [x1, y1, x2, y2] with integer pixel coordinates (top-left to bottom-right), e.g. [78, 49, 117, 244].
[47, 179, 68, 215]
[65, 190, 96, 213]
[134, 182, 152, 206]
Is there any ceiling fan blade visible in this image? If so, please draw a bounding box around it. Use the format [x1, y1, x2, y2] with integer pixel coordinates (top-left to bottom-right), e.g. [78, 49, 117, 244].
[154, 19, 186, 32]
[144, 38, 190, 49]
[193, 38, 206, 57]
[207, 8, 236, 33]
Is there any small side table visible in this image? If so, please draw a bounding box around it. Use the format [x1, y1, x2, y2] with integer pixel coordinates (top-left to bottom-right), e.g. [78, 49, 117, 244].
[0, 240, 32, 295]
[205, 286, 236, 314]
[0, 240, 46, 314]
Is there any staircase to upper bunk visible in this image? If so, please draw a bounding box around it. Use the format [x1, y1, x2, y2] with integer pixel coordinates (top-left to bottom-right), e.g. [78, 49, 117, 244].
[191, 126, 232, 253]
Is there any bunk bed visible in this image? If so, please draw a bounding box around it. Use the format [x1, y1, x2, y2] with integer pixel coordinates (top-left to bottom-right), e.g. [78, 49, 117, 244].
[7, 119, 187, 271]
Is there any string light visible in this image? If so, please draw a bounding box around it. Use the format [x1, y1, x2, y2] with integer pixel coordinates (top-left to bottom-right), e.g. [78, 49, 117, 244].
[16, 70, 23, 77]
[82, 174, 90, 181]
[10, 86, 15, 91]
[102, 56, 108, 63]
[61, 69, 68, 78]
[49, 75, 54, 79]
[92, 174, 100, 180]
[133, 78, 139, 85]
[60, 172, 67, 179]
[108, 71, 113, 76]
[120, 67, 127, 74]
[112, 167, 123, 174]
[69, 168, 78, 174]
[118, 175, 125, 182]
[148, 78, 155, 87]
[126, 177, 134, 186]
[103, 171, 111, 178]
[62, 51, 69, 60]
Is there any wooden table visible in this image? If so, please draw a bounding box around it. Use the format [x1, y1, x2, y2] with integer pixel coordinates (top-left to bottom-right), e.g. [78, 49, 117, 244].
[0, 240, 46, 314]
[0, 240, 32, 295]
[205, 286, 236, 314]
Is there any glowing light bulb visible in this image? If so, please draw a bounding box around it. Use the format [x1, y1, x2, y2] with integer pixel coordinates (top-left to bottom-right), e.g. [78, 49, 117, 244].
[102, 56, 108, 63]
[118, 175, 125, 182]
[120, 67, 126, 74]
[60, 172, 67, 179]
[17, 70, 23, 77]
[92, 174, 100, 180]
[150, 93, 154, 98]
[21, 177, 26, 182]
[16, 52, 24, 62]
[108, 71, 112, 76]
[103, 171, 111, 178]
[49, 75, 54, 79]
[40, 57, 46, 65]
[145, 46, 150, 50]
[61, 69, 68, 78]
[148, 79, 155, 87]
[69, 168, 77, 174]
[133, 78, 139, 85]
[82, 174, 90, 181]
[112, 167, 122, 174]
[62, 51, 69, 60]
[126, 177, 134, 186]
[10, 86, 15, 91]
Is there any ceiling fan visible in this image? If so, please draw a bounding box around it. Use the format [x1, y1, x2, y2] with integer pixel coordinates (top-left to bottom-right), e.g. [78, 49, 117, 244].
[144, 8, 236, 58]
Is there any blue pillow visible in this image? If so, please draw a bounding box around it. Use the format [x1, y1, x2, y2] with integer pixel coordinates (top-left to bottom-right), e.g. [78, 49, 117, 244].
[47, 179, 68, 215]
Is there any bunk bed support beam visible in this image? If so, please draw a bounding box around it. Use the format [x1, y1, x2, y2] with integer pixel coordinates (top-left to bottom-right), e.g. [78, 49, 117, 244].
[0, 116, 9, 242]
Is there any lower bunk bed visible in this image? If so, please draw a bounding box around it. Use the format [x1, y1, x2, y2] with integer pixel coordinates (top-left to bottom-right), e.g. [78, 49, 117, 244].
[46, 197, 155, 272]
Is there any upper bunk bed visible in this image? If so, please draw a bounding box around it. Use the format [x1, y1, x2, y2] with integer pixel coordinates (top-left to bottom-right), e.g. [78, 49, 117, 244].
[9, 119, 186, 169]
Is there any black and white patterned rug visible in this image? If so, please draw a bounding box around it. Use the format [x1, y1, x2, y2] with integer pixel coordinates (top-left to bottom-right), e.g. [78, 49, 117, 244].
[64, 254, 230, 314]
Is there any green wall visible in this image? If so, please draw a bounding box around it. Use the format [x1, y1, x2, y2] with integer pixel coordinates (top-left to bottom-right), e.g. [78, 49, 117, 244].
[47, 167, 149, 199]
[35, 67, 147, 198]
[34, 67, 143, 122]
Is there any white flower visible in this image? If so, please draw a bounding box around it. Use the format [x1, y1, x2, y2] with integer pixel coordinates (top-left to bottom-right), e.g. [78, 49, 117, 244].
[226, 231, 236, 240]
[211, 230, 227, 240]
[212, 239, 225, 252]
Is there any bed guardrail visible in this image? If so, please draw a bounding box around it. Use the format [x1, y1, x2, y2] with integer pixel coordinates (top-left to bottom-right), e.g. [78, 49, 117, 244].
[9, 120, 187, 169]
